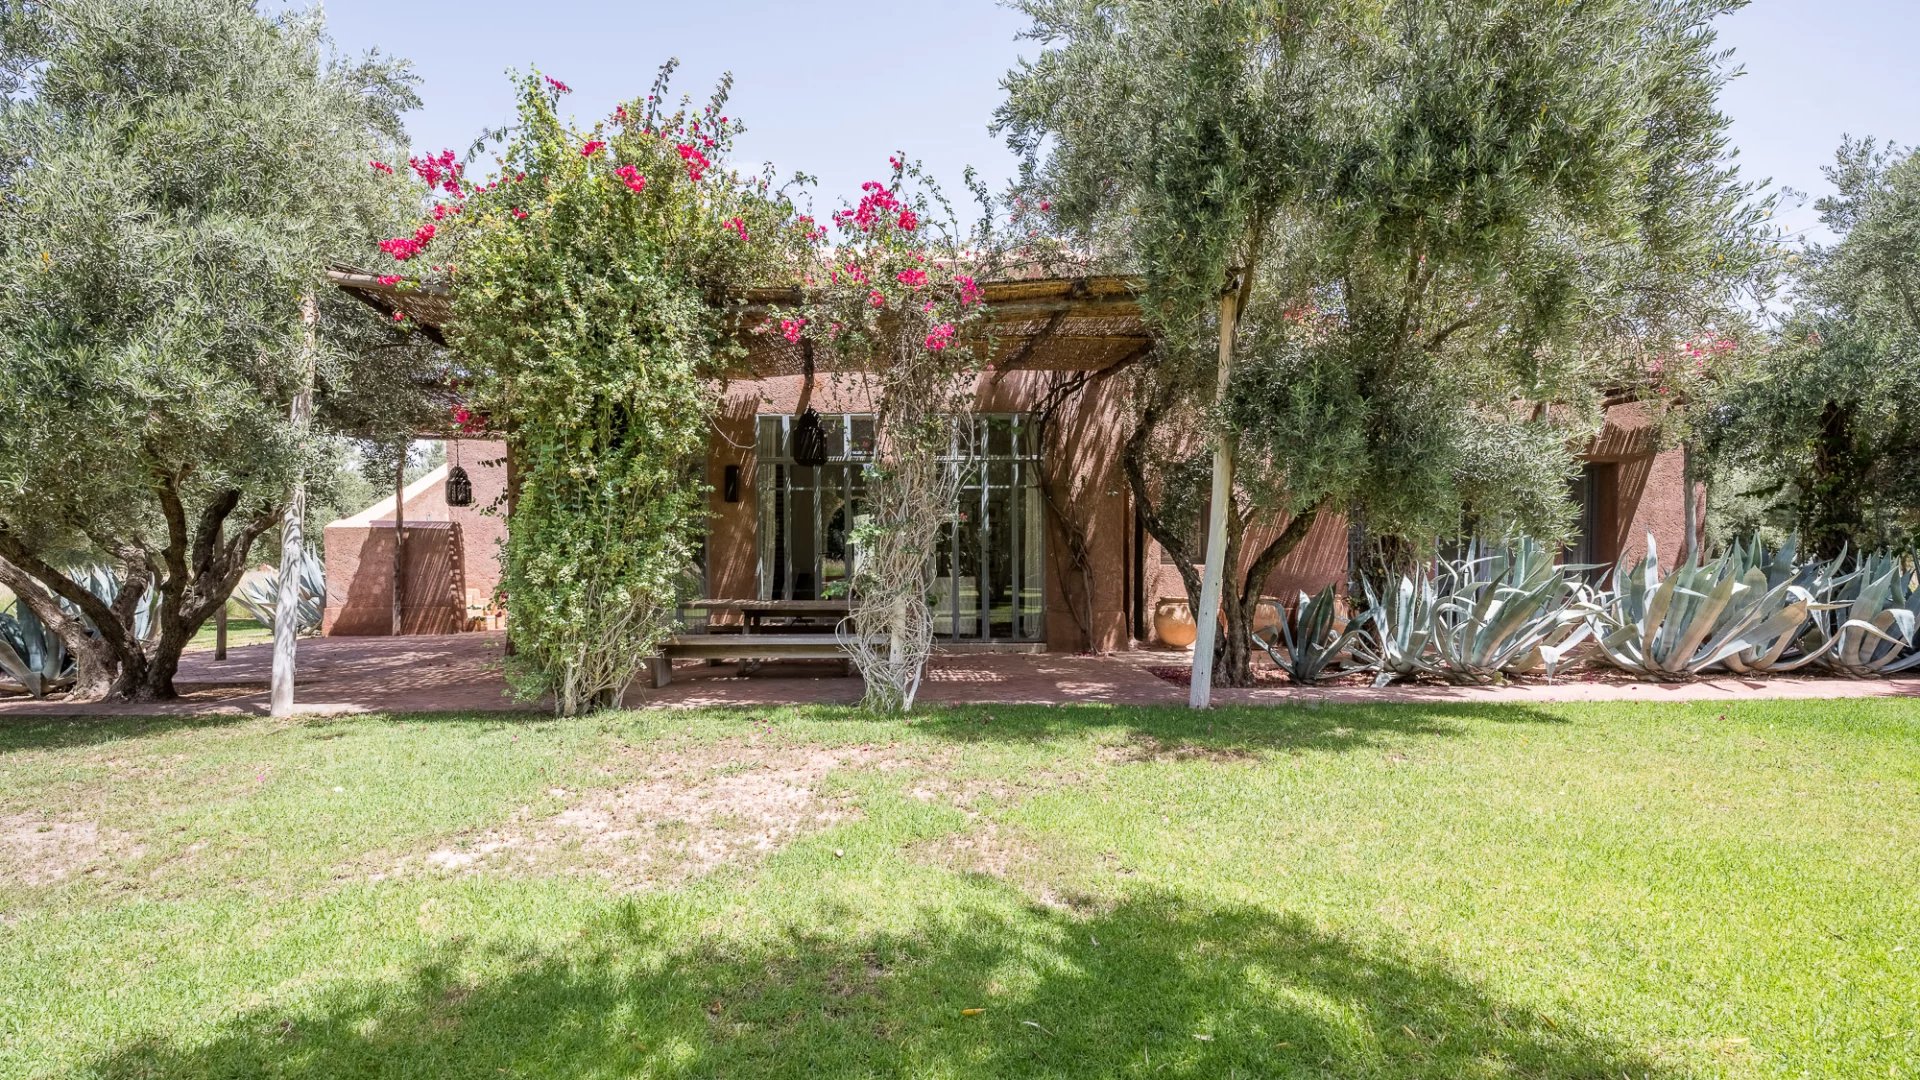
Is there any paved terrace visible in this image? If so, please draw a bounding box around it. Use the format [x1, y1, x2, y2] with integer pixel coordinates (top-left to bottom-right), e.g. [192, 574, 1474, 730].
[0, 632, 1915, 717]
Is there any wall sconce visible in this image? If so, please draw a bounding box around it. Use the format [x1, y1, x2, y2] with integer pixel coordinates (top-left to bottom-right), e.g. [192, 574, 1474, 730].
[723, 464, 741, 503]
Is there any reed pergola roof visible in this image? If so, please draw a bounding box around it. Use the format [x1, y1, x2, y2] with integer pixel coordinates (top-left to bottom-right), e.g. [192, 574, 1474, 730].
[327, 267, 1153, 376]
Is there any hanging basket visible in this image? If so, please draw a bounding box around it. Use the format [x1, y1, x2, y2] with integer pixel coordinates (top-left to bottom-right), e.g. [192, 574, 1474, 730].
[445, 464, 473, 507]
[790, 407, 829, 467]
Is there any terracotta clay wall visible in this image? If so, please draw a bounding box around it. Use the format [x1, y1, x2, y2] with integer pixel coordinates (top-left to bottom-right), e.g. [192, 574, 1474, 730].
[1137, 401, 1695, 645]
[320, 521, 464, 635]
[397, 439, 511, 608]
[354, 404, 1689, 652]
[320, 438, 509, 636]
[1584, 402, 1699, 568]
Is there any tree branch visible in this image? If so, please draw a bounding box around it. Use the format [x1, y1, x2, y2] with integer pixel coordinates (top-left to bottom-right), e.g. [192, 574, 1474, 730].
[0, 528, 129, 651]
[1422, 315, 1477, 353]
[1122, 398, 1204, 607]
[190, 488, 242, 581]
[1239, 502, 1321, 610]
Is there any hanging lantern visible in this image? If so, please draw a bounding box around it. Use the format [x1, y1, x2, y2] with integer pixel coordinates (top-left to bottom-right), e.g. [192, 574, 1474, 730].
[790, 407, 829, 467]
[445, 464, 473, 507]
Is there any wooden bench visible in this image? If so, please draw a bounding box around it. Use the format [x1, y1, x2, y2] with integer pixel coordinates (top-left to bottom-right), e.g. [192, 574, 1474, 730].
[648, 632, 881, 688]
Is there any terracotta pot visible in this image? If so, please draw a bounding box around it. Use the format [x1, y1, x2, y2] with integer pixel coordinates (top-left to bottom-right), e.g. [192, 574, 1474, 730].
[1213, 596, 1285, 639]
[1250, 596, 1284, 639]
[1154, 597, 1198, 648]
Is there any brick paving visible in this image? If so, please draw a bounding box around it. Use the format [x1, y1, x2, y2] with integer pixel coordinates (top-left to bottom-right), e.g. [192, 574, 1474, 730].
[0, 632, 1912, 718]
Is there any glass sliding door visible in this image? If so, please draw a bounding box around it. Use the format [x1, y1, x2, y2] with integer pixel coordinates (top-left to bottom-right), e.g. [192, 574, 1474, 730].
[930, 415, 1045, 643]
[756, 414, 871, 601]
[755, 412, 1045, 642]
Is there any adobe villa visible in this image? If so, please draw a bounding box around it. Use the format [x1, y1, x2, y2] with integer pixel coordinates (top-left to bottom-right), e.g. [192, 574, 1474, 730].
[322, 270, 1694, 654]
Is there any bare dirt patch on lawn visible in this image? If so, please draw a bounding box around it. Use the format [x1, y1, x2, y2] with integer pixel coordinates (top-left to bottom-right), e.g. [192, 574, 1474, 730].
[385, 742, 903, 890]
[0, 813, 142, 888]
[912, 818, 1111, 914]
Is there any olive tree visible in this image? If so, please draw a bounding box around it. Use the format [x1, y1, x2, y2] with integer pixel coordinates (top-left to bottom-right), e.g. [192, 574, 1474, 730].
[997, 0, 1770, 690]
[1709, 138, 1920, 555]
[0, 0, 438, 700]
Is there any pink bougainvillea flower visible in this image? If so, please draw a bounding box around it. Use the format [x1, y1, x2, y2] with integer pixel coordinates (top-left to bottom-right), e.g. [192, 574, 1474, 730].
[724, 216, 748, 241]
[896, 268, 928, 288]
[392, 311, 406, 322]
[377, 275, 403, 286]
[846, 181, 903, 232]
[510, 207, 529, 220]
[897, 209, 918, 231]
[869, 290, 886, 308]
[544, 74, 571, 93]
[925, 323, 956, 351]
[369, 160, 394, 174]
[955, 274, 983, 307]
[676, 144, 710, 182]
[779, 317, 807, 344]
[613, 164, 647, 193]
[408, 150, 460, 190]
[581, 140, 605, 157]
[1038, 200, 1051, 211]
[614, 105, 629, 123]
[379, 222, 437, 262]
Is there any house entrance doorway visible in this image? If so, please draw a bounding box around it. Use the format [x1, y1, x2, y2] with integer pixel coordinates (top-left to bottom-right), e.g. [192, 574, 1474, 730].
[754, 413, 1044, 643]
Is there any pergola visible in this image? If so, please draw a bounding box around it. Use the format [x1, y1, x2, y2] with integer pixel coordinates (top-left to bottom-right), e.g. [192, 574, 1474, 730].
[297, 267, 1162, 708]
[325, 267, 1155, 374]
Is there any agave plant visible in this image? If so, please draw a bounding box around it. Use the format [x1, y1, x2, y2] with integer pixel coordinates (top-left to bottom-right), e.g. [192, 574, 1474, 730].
[1428, 539, 1593, 684]
[1253, 584, 1368, 685]
[72, 564, 155, 643]
[1591, 535, 1839, 680]
[1350, 570, 1443, 687]
[1813, 551, 1920, 677]
[0, 600, 71, 698]
[232, 547, 326, 634]
[1715, 534, 1841, 674]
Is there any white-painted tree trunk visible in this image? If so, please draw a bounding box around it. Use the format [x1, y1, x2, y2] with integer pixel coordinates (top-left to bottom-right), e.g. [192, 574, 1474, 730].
[391, 448, 407, 636]
[270, 292, 318, 718]
[1189, 290, 1241, 708]
[1681, 440, 1699, 562]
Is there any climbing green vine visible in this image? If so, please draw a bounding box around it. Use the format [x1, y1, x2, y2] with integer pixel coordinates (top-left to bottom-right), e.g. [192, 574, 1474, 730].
[378, 65, 806, 712]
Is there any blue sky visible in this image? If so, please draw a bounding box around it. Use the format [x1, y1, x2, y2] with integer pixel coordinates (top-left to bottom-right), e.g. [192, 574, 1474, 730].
[317, 0, 1917, 246]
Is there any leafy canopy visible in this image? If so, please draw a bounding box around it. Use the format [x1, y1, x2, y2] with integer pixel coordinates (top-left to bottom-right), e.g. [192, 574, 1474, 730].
[0, 0, 436, 698]
[999, 0, 1769, 546]
[399, 65, 809, 713]
[1710, 138, 1920, 553]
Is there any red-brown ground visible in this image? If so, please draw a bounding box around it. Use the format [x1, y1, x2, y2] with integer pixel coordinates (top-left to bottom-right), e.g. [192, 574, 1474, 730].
[0, 632, 1914, 718]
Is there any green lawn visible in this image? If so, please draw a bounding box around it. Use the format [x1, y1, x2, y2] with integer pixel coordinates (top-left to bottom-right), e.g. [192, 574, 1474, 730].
[0, 699, 1915, 1078]
[183, 615, 273, 653]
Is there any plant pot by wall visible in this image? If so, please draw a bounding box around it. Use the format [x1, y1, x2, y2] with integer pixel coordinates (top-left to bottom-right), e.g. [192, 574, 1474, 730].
[1207, 596, 1285, 638]
[1154, 597, 1197, 648]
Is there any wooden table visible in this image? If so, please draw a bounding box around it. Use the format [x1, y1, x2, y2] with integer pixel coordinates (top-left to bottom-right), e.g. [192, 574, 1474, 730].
[684, 599, 851, 633]
[657, 600, 862, 686]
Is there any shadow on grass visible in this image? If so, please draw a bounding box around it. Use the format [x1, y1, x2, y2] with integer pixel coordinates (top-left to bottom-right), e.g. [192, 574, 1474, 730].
[0, 708, 557, 755]
[784, 700, 1580, 757]
[83, 889, 1668, 1079]
[0, 712, 258, 754]
[0, 696, 1578, 760]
